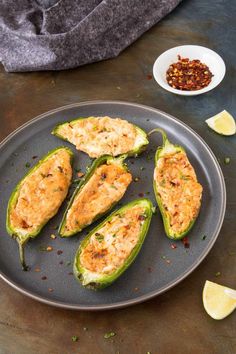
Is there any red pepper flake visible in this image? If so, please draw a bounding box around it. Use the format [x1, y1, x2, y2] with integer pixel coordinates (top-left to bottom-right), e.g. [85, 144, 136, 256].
[138, 192, 144, 197]
[138, 214, 146, 221]
[48, 288, 54, 293]
[57, 250, 63, 255]
[171, 244, 177, 249]
[166, 55, 213, 91]
[77, 171, 84, 178]
[146, 74, 153, 80]
[181, 237, 190, 248]
[34, 267, 41, 272]
[41, 276, 47, 280]
[59, 260, 64, 265]
[32, 155, 38, 159]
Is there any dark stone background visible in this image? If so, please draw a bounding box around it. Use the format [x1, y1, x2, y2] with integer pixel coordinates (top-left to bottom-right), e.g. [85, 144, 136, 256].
[0, 0, 235, 353]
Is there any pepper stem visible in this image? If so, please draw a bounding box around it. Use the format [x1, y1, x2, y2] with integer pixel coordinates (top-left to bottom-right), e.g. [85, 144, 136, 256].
[148, 128, 169, 145]
[17, 239, 28, 271]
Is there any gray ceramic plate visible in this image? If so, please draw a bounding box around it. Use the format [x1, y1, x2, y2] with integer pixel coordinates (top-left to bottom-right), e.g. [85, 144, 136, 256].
[0, 101, 226, 310]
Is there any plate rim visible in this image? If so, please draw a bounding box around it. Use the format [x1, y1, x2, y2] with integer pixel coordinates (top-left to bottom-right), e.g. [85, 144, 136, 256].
[0, 100, 226, 311]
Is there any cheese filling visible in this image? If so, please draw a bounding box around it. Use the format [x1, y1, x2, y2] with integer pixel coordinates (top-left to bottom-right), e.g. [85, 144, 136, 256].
[64, 163, 132, 233]
[80, 206, 146, 275]
[154, 151, 202, 234]
[56, 116, 137, 158]
[10, 150, 72, 234]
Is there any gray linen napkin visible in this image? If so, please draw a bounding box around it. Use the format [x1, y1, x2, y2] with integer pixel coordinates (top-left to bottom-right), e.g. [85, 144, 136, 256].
[0, 0, 182, 72]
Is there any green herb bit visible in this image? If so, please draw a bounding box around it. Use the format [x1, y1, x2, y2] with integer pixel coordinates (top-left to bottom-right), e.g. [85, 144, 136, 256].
[180, 175, 190, 180]
[215, 271, 221, 277]
[104, 332, 116, 339]
[95, 233, 104, 242]
[224, 157, 230, 164]
[201, 235, 207, 240]
[160, 179, 166, 186]
[151, 206, 156, 214]
[110, 185, 117, 189]
[161, 255, 166, 260]
[112, 234, 117, 238]
[140, 166, 145, 171]
[71, 336, 79, 342]
[25, 162, 31, 168]
[66, 261, 71, 266]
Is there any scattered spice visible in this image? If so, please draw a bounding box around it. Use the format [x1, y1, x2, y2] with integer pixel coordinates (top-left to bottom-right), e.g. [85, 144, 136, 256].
[66, 261, 71, 266]
[50, 234, 56, 239]
[138, 214, 146, 221]
[161, 255, 166, 260]
[224, 157, 230, 164]
[134, 177, 140, 182]
[147, 267, 153, 273]
[48, 288, 54, 293]
[59, 260, 64, 265]
[182, 237, 190, 248]
[38, 246, 48, 252]
[138, 192, 144, 197]
[71, 336, 79, 342]
[171, 244, 177, 249]
[166, 55, 213, 91]
[32, 155, 38, 159]
[25, 162, 31, 168]
[95, 233, 104, 242]
[83, 327, 88, 331]
[41, 276, 47, 280]
[215, 271, 221, 277]
[134, 287, 139, 292]
[34, 267, 41, 272]
[57, 250, 63, 255]
[68, 272, 73, 275]
[104, 332, 116, 339]
[146, 74, 153, 80]
[201, 235, 207, 240]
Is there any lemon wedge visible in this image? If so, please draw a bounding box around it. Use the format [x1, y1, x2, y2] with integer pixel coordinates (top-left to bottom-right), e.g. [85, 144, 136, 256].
[203, 280, 236, 320]
[205, 110, 236, 136]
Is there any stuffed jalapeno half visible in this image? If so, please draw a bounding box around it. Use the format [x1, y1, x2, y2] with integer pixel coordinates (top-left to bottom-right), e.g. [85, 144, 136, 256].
[6, 147, 73, 270]
[74, 198, 153, 290]
[52, 116, 149, 158]
[150, 128, 203, 240]
[59, 154, 132, 237]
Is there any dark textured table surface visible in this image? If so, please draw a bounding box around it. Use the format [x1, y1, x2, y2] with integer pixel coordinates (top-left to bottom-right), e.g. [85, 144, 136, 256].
[0, 0, 235, 353]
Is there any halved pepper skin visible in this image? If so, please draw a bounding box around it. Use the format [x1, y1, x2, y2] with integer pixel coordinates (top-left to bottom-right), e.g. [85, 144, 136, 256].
[59, 154, 132, 237]
[150, 128, 202, 240]
[6, 147, 73, 270]
[74, 198, 153, 290]
[52, 116, 149, 158]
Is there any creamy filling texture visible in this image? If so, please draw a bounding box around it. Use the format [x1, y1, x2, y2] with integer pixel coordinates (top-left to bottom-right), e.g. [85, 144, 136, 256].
[57, 116, 137, 158]
[10, 150, 72, 233]
[80, 206, 146, 275]
[64, 163, 132, 233]
[154, 151, 202, 234]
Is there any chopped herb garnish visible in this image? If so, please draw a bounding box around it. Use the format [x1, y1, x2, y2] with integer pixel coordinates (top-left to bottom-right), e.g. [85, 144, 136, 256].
[224, 157, 230, 164]
[161, 255, 166, 260]
[215, 271, 221, 277]
[104, 332, 116, 339]
[201, 235, 207, 240]
[180, 175, 190, 180]
[160, 179, 166, 186]
[71, 336, 79, 342]
[39, 246, 48, 252]
[73, 179, 80, 184]
[66, 261, 71, 266]
[25, 162, 31, 168]
[95, 233, 104, 242]
[151, 206, 156, 214]
[112, 234, 117, 238]
[110, 185, 117, 189]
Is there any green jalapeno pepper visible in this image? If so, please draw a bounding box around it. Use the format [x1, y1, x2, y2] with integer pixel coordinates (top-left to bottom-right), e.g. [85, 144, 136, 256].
[52, 116, 149, 158]
[6, 147, 73, 270]
[59, 154, 132, 237]
[74, 198, 153, 290]
[149, 128, 203, 240]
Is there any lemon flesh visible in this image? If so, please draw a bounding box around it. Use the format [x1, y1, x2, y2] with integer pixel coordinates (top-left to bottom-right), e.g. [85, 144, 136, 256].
[205, 110, 236, 136]
[203, 280, 236, 320]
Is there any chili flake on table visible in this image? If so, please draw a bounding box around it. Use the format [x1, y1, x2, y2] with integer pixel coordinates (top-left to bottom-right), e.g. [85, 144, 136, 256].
[166, 55, 213, 91]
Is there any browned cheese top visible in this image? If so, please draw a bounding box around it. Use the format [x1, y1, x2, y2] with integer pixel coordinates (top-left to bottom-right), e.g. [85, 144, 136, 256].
[80, 206, 146, 275]
[10, 150, 72, 234]
[57, 116, 137, 158]
[64, 163, 132, 233]
[154, 151, 202, 234]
